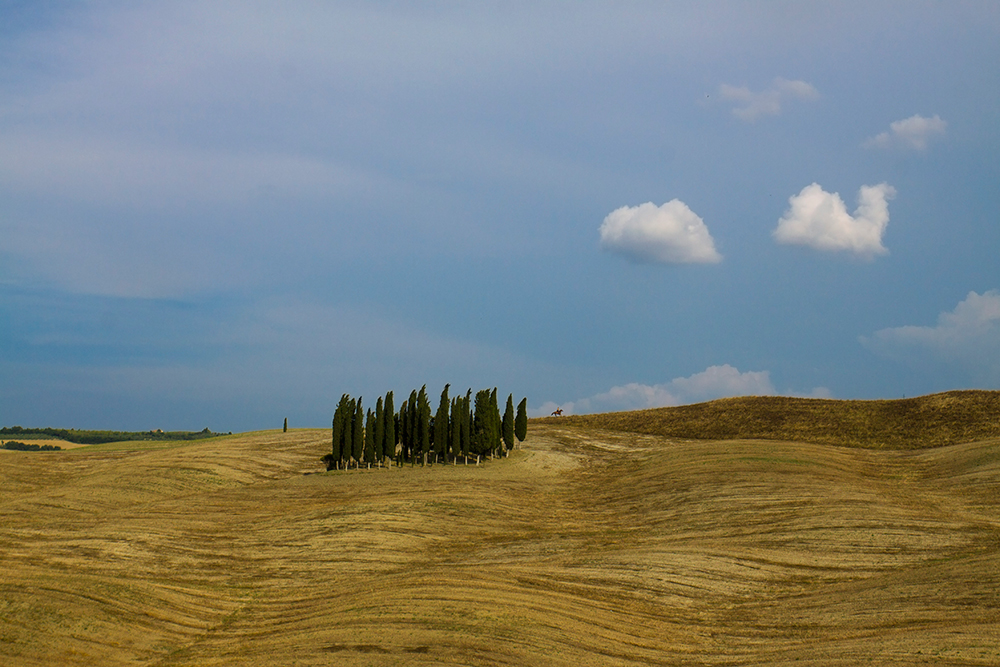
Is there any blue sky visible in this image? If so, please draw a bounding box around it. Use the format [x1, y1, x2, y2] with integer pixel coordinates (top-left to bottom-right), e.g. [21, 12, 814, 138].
[2, 2, 998, 430]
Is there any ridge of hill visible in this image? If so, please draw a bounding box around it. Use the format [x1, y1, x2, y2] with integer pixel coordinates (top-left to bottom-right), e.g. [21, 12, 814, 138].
[546, 389, 1000, 449]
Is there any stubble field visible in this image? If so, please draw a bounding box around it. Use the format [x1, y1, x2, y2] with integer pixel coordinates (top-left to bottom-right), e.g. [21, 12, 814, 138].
[2, 397, 999, 665]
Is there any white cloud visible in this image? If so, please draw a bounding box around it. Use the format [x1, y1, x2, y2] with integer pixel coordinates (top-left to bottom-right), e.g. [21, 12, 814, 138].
[864, 114, 947, 150]
[718, 77, 819, 121]
[535, 364, 776, 416]
[773, 182, 895, 258]
[861, 290, 1000, 380]
[599, 200, 722, 264]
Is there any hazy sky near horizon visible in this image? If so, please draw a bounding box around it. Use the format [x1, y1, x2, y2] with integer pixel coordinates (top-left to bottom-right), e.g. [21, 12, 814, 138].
[2, 2, 999, 430]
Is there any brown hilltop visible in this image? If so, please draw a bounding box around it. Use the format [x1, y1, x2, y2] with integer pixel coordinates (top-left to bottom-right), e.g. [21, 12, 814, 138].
[544, 389, 1000, 449]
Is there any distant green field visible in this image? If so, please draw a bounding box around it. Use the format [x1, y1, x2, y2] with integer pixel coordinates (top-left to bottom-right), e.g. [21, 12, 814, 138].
[1, 440, 62, 451]
[0, 425, 227, 445]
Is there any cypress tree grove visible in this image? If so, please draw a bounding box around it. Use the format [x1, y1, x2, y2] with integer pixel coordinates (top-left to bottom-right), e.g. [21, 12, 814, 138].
[352, 398, 364, 466]
[434, 384, 450, 464]
[384, 391, 396, 465]
[374, 396, 385, 467]
[515, 397, 528, 446]
[324, 385, 525, 471]
[502, 393, 515, 457]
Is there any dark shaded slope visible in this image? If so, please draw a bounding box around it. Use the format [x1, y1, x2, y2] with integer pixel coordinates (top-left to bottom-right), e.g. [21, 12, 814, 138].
[544, 390, 1000, 449]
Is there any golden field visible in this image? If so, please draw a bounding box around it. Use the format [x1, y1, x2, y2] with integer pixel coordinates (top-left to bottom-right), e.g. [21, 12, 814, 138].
[2, 391, 998, 665]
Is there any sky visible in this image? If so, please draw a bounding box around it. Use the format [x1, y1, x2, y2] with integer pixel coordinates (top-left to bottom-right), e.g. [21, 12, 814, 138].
[1, 1, 998, 431]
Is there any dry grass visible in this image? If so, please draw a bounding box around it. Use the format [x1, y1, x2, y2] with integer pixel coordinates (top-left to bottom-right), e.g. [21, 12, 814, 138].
[1, 396, 999, 665]
[548, 390, 1000, 449]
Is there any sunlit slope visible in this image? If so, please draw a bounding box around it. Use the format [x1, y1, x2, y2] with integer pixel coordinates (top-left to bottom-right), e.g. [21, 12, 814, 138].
[2, 419, 999, 665]
[551, 389, 1000, 449]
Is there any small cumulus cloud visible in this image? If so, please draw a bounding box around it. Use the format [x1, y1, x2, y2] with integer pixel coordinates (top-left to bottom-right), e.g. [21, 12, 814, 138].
[861, 290, 1000, 381]
[773, 182, 895, 258]
[535, 364, 777, 416]
[864, 114, 946, 150]
[599, 200, 722, 265]
[718, 77, 819, 121]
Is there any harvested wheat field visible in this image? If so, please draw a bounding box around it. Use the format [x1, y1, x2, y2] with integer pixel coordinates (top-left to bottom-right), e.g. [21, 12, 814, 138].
[2, 392, 1000, 666]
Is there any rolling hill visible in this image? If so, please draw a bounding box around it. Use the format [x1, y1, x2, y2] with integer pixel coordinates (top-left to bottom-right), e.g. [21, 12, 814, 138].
[1, 392, 998, 665]
[550, 390, 1000, 449]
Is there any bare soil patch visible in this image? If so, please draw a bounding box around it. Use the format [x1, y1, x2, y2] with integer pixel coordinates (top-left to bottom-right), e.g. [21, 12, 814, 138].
[2, 420, 998, 665]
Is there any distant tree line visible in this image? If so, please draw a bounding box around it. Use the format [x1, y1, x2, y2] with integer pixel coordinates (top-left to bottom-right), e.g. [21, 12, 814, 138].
[2, 440, 62, 451]
[0, 426, 224, 445]
[323, 385, 528, 470]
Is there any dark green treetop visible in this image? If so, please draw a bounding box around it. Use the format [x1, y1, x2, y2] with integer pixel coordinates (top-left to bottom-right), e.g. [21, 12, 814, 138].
[434, 384, 450, 462]
[352, 398, 364, 463]
[374, 396, 385, 464]
[502, 393, 515, 455]
[383, 390, 396, 461]
[515, 397, 528, 444]
[364, 408, 376, 466]
[417, 385, 431, 465]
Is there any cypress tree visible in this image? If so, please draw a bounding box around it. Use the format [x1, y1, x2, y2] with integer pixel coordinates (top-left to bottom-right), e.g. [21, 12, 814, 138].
[334, 403, 341, 470]
[407, 389, 419, 465]
[342, 395, 353, 462]
[448, 396, 460, 463]
[515, 397, 528, 446]
[393, 411, 401, 463]
[489, 388, 500, 458]
[434, 384, 450, 464]
[472, 389, 490, 464]
[352, 398, 364, 465]
[384, 391, 396, 465]
[339, 399, 349, 467]
[462, 390, 472, 464]
[324, 416, 337, 471]
[330, 394, 347, 469]
[283, 417, 288, 433]
[398, 397, 409, 463]
[341, 398, 353, 468]
[417, 385, 431, 466]
[502, 393, 515, 457]
[364, 408, 376, 467]
[374, 396, 385, 467]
